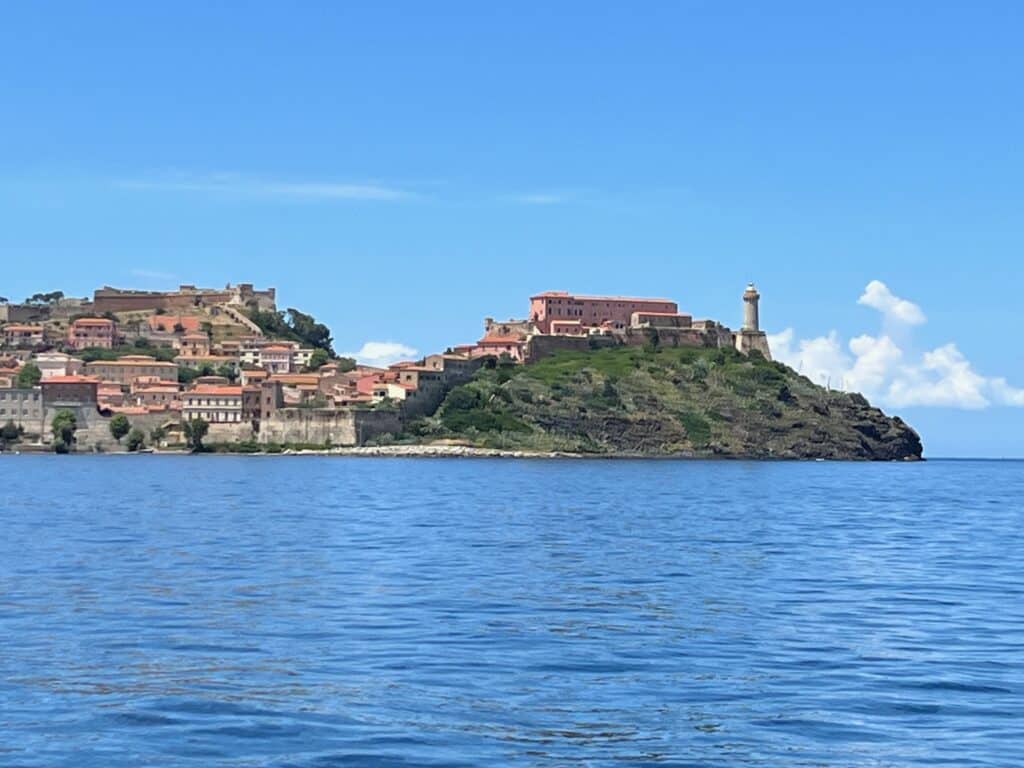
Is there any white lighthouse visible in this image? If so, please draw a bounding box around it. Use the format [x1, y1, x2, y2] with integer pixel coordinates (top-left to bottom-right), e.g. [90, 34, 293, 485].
[742, 282, 760, 331]
[735, 282, 771, 359]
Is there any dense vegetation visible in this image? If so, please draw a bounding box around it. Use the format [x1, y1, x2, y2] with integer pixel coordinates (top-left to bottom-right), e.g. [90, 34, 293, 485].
[408, 345, 922, 460]
[15, 362, 41, 388]
[245, 307, 335, 355]
[78, 341, 178, 363]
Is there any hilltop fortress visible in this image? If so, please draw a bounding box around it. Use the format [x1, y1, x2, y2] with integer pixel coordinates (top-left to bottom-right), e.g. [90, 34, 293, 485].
[464, 283, 771, 363]
[92, 283, 277, 313]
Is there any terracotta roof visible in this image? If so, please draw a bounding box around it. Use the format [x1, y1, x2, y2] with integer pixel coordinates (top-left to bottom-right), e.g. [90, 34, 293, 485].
[72, 318, 114, 326]
[261, 344, 292, 351]
[85, 357, 176, 367]
[42, 375, 100, 383]
[187, 385, 243, 396]
[633, 311, 692, 317]
[3, 324, 44, 332]
[268, 374, 319, 385]
[479, 335, 525, 345]
[531, 291, 676, 303]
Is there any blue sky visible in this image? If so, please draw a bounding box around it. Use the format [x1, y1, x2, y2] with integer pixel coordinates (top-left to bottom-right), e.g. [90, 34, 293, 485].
[2, 2, 1022, 456]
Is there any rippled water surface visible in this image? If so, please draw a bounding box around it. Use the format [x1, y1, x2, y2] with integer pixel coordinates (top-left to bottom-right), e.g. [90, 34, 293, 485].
[1, 456, 1022, 766]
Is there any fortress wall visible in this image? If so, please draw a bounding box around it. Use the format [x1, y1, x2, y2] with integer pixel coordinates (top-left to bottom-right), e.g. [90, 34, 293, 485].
[525, 334, 619, 363]
[258, 408, 402, 446]
[0, 305, 49, 323]
[206, 422, 256, 444]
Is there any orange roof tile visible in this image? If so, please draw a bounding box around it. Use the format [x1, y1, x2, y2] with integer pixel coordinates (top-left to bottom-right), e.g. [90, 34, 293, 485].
[3, 324, 44, 332]
[187, 385, 243, 396]
[43, 375, 100, 383]
[531, 291, 676, 303]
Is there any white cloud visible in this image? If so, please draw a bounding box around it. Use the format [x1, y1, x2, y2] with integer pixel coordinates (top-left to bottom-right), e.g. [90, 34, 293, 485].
[510, 193, 568, 205]
[857, 280, 926, 325]
[116, 173, 412, 201]
[342, 341, 418, 368]
[770, 281, 1024, 409]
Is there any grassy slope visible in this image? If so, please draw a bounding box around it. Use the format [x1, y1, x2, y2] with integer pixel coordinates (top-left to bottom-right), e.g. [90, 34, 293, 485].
[409, 345, 923, 459]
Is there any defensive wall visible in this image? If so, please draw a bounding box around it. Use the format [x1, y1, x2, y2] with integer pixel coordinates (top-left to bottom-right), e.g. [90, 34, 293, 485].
[258, 408, 403, 446]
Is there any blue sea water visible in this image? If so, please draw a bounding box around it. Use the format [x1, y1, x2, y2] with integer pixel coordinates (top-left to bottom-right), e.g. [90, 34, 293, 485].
[0, 456, 1022, 767]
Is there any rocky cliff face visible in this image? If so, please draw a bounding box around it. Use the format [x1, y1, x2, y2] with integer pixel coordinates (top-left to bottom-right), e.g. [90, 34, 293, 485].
[411, 346, 923, 460]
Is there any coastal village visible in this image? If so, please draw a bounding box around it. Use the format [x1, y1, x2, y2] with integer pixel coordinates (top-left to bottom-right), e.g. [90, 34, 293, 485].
[0, 282, 770, 452]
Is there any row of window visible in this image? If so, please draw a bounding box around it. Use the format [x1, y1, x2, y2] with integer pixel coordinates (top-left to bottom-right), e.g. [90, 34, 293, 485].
[186, 412, 242, 422]
[0, 392, 40, 401]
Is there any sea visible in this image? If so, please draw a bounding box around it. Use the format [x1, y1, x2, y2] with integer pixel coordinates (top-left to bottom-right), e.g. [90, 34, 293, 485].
[0, 456, 1021, 767]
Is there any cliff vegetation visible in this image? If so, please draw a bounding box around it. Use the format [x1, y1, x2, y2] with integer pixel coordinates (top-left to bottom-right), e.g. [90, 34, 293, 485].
[407, 346, 923, 460]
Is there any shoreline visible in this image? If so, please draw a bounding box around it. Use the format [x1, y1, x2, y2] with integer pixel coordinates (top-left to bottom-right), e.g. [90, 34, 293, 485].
[0, 444, 924, 460]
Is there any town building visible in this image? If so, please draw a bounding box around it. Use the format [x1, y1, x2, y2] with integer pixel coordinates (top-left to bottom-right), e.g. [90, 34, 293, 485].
[529, 291, 678, 333]
[2, 324, 46, 347]
[0, 388, 44, 433]
[181, 385, 244, 423]
[178, 332, 211, 357]
[67, 318, 116, 350]
[259, 344, 294, 374]
[41, 376, 100, 407]
[35, 352, 84, 380]
[83, 355, 178, 385]
[130, 379, 182, 410]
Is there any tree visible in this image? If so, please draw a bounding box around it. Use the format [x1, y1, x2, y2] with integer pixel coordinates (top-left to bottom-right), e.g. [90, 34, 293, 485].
[51, 409, 77, 453]
[245, 307, 336, 355]
[126, 428, 145, 452]
[150, 425, 167, 445]
[109, 413, 130, 443]
[303, 348, 330, 372]
[26, 290, 64, 305]
[286, 308, 334, 354]
[216, 364, 238, 383]
[183, 417, 209, 452]
[0, 420, 21, 449]
[15, 362, 41, 389]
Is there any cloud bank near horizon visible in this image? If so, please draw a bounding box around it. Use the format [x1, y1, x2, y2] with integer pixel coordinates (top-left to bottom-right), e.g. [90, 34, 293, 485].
[116, 172, 413, 201]
[769, 281, 1024, 410]
[343, 341, 418, 368]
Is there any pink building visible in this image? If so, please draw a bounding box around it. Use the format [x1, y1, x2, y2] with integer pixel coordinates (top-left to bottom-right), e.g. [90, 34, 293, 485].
[529, 291, 678, 333]
[2, 324, 45, 347]
[472, 335, 527, 362]
[67, 318, 116, 350]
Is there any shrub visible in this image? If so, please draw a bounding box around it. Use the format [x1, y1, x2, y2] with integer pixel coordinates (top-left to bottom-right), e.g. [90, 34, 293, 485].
[677, 410, 712, 447]
[51, 409, 77, 453]
[109, 413, 130, 443]
[126, 429, 145, 452]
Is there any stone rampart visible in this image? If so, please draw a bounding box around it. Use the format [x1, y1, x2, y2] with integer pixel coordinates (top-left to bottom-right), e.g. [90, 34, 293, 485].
[258, 408, 402, 446]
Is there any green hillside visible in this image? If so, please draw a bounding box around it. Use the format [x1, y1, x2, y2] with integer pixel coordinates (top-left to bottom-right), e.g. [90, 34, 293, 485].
[410, 345, 923, 460]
